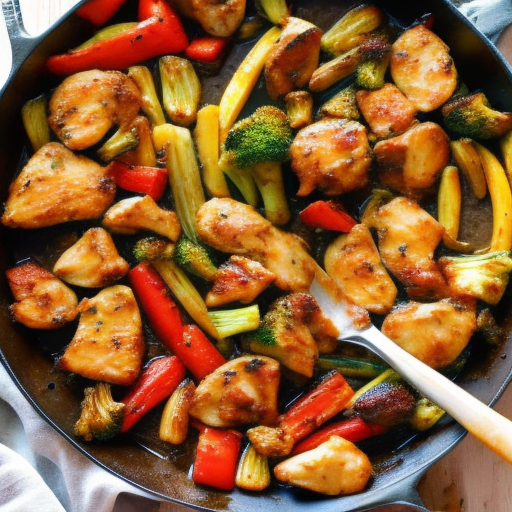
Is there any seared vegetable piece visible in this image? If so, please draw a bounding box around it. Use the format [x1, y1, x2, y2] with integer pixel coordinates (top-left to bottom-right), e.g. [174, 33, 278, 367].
[274, 436, 372, 495]
[53, 227, 130, 288]
[356, 82, 417, 138]
[96, 124, 139, 162]
[127, 65, 166, 127]
[290, 118, 372, 196]
[308, 47, 361, 92]
[321, 4, 384, 55]
[316, 355, 388, 379]
[22, 94, 51, 152]
[102, 195, 181, 241]
[381, 298, 477, 369]
[235, 443, 271, 491]
[117, 115, 157, 167]
[390, 24, 457, 112]
[477, 308, 505, 346]
[373, 122, 450, 189]
[218, 25, 282, 142]
[319, 84, 360, 120]
[373, 196, 448, 300]
[410, 397, 445, 431]
[285, 90, 313, 129]
[442, 92, 512, 140]
[159, 56, 201, 127]
[159, 378, 196, 445]
[255, 0, 289, 24]
[324, 224, 397, 315]
[57, 285, 145, 386]
[75, 382, 125, 442]
[205, 255, 276, 307]
[132, 237, 175, 262]
[354, 36, 391, 90]
[6, 261, 78, 329]
[299, 200, 357, 232]
[173, 236, 218, 281]
[244, 292, 328, 377]
[2, 142, 116, 229]
[189, 355, 280, 428]
[196, 198, 317, 292]
[168, 0, 246, 37]
[208, 304, 261, 338]
[47, 70, 141, 151]
[264, 16, 322, 100]
[439, 251, 512, 305]
[451, 138, 487, 199]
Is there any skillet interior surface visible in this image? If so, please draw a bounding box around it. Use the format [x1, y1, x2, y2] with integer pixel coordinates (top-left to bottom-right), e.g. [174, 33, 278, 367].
[1, 0, 512, 510]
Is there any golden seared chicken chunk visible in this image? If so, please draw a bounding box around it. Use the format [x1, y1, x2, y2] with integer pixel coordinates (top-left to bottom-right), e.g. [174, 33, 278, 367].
[53, 227, 129, 288]
[324, 224, 397, 315]
[390, 24, 457, 112]
[188, 355, 280, 428]
[48, 69, 141, 151]
[168, 0, 245, 37]
[57, 285, 145, 386]
[290, 119, 372, 196]
[356, 83, 417, 138]
[102, 195, 181, 241]
[205, 255, 276, 307]
[373, 122, 450, 189]
[2, 142, 116, 229]
[381, 299, 477, 368]
[6, 261, 78, 329]
[196, 198, 316, 292]
[265, 17, 323, 100]
[374, 196, 448, 300]
[274, 436, 373, 495]
[246, 425, 294, 457]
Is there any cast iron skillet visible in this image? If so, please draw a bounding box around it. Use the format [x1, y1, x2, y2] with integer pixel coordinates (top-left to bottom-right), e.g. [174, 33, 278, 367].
[2, 0, 512, 510]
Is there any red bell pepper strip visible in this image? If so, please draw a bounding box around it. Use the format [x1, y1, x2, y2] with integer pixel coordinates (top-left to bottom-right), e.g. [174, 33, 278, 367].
[106, 161, 168, 201]
[47, 7, 188, 75]
[138, 0, 179, 21]
[120, 355, 186, 432]
[129, 262, 185, 349]
[299, 200, 357, 232]
[279, 371, 355, 442]
[291, 417, 386, 455]
[185, 36, 231, 63]
[76, 0, 128, 26]
[192, 427, 242, 490]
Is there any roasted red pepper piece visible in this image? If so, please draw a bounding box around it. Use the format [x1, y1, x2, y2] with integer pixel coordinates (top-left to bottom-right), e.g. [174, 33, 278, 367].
[76, 0, 128, 26]
[192, 427, 243, 490]
[291, 417, 386, 455]
[120, 355, 186, 432]
[47, 2, 188, 75]
[106, 161, 168, 201]
[279, 371, 355, 442]
[138, 0, 179, 20]
[185, 36, 231, 63]
[299, 200, 357, 232]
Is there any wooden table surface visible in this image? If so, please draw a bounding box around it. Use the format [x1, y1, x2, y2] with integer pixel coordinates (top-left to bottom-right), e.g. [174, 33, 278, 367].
[2, 1, 512, 511]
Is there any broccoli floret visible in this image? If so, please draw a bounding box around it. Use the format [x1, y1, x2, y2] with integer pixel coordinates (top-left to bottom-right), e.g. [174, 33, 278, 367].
[208, 304, 261, 338]
[74, 382, 125, 441]
[219, 106, 294, 225]
[441, 92, 512, 139]
[133, 236, 175, 262]
[173, 236, 218, 281]
[439, 251, 512, 305]
[354, 36, 391, 90]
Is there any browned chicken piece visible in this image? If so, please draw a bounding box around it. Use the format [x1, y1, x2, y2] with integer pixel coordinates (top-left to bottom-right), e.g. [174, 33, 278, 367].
[390, 24, 457, 112]
[290, 119, 372, 196]
[1, 142, 116, 229]
[374, 196, 448, 300]
[57, 285, 145, 386]
[168, 0, 246, 37]
[381, 298, 477, 368]
[48, 70, 142, 151]
[264, 17, 323, 100]
[205, 255, 276, 307]
[6, 261, 78, 329]
[102, 195, 181, 241]
[196, 197, 316, 292]
[246, 425, 294, 457]
[356, 82, 417, 138]
[188, 355, 280, 428]
[274, 436, 373, 495]
[53, 227, 130, 288]
[373, 122, 450, 189]
[324, 224, 398, 315]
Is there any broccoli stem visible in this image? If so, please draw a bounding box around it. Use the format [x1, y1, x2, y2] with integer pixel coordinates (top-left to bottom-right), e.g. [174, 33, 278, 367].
[208, 304, 261, 338]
